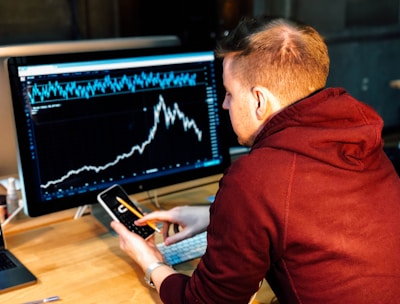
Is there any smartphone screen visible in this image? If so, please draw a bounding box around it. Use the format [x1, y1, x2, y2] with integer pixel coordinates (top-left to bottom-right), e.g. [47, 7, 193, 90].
[97, 184, 155, 239]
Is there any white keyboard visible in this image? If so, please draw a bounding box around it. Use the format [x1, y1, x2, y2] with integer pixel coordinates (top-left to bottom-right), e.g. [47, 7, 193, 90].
[157, 232, 207, 266]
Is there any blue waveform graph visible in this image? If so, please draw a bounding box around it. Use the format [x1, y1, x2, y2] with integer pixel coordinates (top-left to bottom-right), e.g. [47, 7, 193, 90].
[40, 94, 203, 189]
[28, 71, 197, 103]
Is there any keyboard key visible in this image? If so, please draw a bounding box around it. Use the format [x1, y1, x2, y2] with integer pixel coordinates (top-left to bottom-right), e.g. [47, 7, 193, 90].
[0, 252, 17, 271]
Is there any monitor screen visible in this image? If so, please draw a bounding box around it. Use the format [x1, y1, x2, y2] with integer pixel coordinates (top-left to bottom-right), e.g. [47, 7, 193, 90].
[7, 46, 230, 217]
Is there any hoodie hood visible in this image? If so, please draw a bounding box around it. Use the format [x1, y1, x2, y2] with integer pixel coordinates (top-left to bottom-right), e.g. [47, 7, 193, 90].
[253, 88, 384, 171]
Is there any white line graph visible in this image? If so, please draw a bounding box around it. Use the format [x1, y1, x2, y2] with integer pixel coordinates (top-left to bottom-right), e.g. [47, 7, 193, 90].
[40, 94, 203, 189]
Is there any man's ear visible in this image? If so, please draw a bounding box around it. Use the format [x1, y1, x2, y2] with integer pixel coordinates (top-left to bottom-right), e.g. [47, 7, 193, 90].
[251, 86, 281, 120]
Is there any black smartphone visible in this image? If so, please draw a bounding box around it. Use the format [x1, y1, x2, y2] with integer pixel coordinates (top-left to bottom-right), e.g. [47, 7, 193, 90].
[97, 184, 155, 239]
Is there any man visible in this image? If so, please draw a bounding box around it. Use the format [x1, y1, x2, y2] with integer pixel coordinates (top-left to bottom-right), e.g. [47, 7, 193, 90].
[111, 17, 400, 303]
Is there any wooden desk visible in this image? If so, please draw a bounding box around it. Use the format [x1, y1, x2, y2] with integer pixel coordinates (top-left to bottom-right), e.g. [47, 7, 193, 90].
[1, 215, 166, 303]
[0, 177, 276, 303]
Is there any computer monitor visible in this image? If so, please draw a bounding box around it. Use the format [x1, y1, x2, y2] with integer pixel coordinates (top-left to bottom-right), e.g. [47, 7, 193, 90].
[0, 36, 180, 177]
[6, 40, 230, 217]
